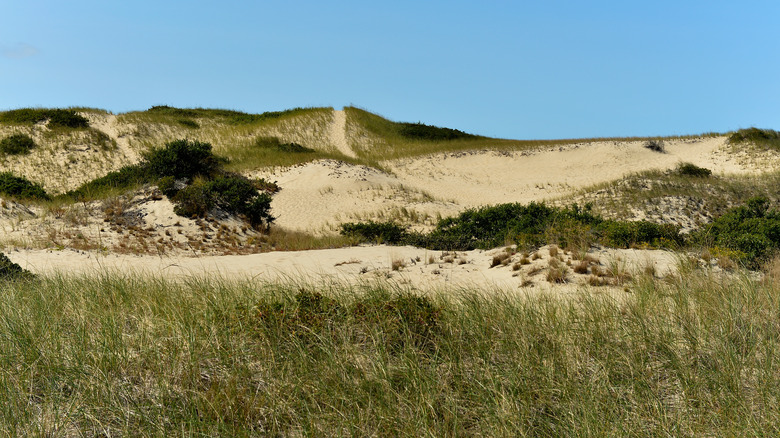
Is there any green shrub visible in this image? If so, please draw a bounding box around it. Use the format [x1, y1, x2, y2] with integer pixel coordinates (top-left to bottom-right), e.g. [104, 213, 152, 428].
[676, 162, 712, 178]
[728, 127, 780, 150]
[146, 106, 311, 125]
[173, 175, 274, 228]
[597, 220, 683, 248]
[397, 122, 481, 141]
[0, 133, 36, 155]
[340, 221, 409, 244]
[143, 139, 222, 180]
[0, 108, 88, 128]
[0, 252, 33, 280]
[693, 197, 780, 268]
[0, 172, 50, 201]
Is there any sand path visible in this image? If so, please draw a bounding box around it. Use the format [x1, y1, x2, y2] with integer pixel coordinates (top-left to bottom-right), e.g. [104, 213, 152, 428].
[329, 109, 356, 158]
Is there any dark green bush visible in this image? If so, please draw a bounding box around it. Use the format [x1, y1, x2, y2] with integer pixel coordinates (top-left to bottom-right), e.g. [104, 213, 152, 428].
[0, 252, 34, 280]
[728, 127, 780, 150]
[156, 176, 178, 198]
[676, 162, 712, 178]
[693, 197, 780, 268]
[340, 221, 409, 244]
[143, 139, 222, 180]
[397, 122, 480, 141]
[0, 172, 50, 201]
[0, 109, 88, 128]
[173, 175, 275, 228]
[644, 139, 665, 153]
[0, 134, 36, 155]
[597, 220, 683, 248]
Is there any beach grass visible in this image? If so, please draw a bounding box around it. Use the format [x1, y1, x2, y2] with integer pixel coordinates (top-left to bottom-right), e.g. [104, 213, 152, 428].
[1, 265, 779, 436]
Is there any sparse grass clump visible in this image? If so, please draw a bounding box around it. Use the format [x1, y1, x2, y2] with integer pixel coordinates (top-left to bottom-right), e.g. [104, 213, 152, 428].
[255, 136, 314, 153]
[0, 133, 36, 155]
[0, 172, 50, 201]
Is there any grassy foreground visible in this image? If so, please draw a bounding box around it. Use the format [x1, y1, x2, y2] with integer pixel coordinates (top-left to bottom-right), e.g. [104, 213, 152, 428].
[1, 269, 779, 436]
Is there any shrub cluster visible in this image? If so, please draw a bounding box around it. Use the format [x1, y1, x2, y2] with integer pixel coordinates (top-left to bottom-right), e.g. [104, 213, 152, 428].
[728, 127, 780, 150]
[341, 202, 684, 252]
[0, 134, 36, 155]
[0, 252, 34, 280]
[676, 162, 712, 178]
[397, 122, 481, 141]
[66, 139, 275, 228]
[692, 197, 780, 268]
[0, 108, 89, 128]
[0, 172, 50, 201]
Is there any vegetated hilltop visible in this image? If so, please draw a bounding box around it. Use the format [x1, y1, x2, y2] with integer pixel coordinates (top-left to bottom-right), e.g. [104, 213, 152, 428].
[1, 105, 779, 261]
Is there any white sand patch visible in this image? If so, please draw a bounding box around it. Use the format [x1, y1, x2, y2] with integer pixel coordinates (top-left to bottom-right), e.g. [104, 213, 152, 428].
[329, 109, 356, 158]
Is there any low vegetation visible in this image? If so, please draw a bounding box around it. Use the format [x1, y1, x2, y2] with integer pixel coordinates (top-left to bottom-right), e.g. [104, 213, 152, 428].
[144, 105, 313, 125]
[64, 139, 275, 229]
[0, 172, 50, 201]
[676, 162, 712, 178]
[728, 127, 780, 150]
[0, 252, 33, 280]
[342, 202, 682, 252]
[0, 134, 36, 155]
[1, 270, 779, 435]
[0, 108, 89, 129]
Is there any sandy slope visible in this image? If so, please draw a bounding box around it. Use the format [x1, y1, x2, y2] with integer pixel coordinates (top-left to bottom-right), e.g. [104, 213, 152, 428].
[7, 244, 689, 294]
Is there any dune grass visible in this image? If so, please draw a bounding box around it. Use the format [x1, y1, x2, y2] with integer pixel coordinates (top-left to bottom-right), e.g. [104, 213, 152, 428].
[345, 106, 723, 161]
[0, 266, 779, 436]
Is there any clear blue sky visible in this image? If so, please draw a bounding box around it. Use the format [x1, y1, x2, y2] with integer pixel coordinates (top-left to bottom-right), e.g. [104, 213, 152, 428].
[2, 1, 778, 139]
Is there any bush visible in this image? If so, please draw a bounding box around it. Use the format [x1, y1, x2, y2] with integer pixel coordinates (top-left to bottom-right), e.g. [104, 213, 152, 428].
[0, 172, 50, 200]
[397, 122, 480, 141]
[693, 197, 780, 268]
[340, 221, 409, 244]
[177, 119, 199, 129]
[173, 175, 275, 228]
[598, 220, 683, 248]
[728, 127, 780, 150]
[676, 162, 712, 178]
[143, 139, 222, 180]
[0, 109, 88, 128]
[644, 139, 665, 153]
[0, 134, 36, 155]
[0, 252, 33, 280]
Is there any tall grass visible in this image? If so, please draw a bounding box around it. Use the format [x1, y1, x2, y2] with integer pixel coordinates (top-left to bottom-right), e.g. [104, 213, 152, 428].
[1, 269, 779, 435]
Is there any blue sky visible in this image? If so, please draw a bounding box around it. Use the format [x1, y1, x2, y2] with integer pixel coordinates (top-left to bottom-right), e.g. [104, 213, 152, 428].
[1, 1, 778, 139]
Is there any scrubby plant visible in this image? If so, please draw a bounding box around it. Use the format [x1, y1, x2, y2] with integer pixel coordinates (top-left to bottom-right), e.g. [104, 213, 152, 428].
[693, 197, 780, 268]
[397, 122, 481, 141]
[728, 127, 780, 150]
[597, 220, 683, 248]
[0, 133, 36, 155]
[177, 119, 199, 129]
[0, 108, 89, 128]
[0, 172, 50, 201]
[644, 139, 665, 153]
[676, 162, 712, 178]
[340, 221, 409, 244]
[143, 139, 222, 180]
[0, 252, 33, 280]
